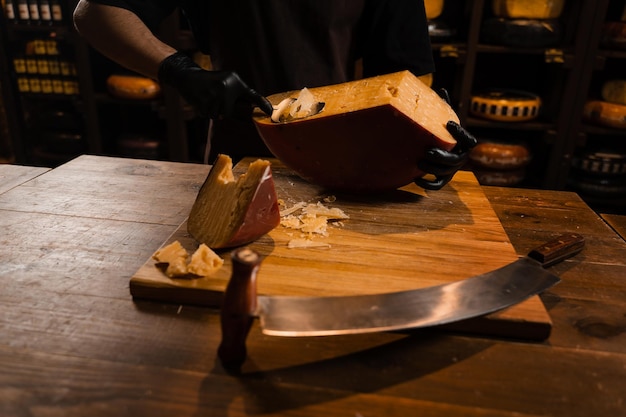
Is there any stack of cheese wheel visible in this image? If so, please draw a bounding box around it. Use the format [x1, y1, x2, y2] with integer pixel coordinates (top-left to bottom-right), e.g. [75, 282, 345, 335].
[481, 0, 564, 47]
[470, 89, 541, 122]
[583, 80, 626, 130]
[469, 139, 532, 186]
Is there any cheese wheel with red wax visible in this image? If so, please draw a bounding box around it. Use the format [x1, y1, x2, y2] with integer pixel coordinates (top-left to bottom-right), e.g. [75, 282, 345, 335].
[253, 71, 459, 192]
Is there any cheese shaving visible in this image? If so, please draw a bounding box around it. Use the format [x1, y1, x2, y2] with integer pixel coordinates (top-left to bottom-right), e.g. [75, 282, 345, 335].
[279, 198, 349, 248]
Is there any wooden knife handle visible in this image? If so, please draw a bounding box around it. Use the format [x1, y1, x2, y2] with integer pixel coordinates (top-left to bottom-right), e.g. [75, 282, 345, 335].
[527, 233, 585, 268]
[217, 247, 261, 373]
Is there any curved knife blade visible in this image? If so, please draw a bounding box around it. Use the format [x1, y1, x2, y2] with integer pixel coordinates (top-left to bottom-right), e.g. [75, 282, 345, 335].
[218, 233, 584, 370]
[257, 257, 559, 336]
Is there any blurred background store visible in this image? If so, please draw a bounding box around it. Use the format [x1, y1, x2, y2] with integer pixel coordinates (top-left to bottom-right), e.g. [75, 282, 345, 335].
[1, 0, 625, 213]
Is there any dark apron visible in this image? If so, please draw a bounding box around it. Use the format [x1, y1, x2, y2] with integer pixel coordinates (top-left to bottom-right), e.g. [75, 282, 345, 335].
[180, 0, 433, 161]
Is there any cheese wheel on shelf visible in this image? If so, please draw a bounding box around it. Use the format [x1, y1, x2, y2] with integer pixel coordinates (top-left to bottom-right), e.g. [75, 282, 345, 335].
[425, 0, 444, 20]
[568, 174, 626, 198]
[571, 150, 626, 176]
[601, 22, 626, 50]
[187, 155, 280, 249]
[472, 168, 527, 186]
[583, 100, 626, 130]
[492, 0, 565, 19]
[481, 18, 562, 47]
[601, 80, 626, 105]
[469, 141, 532, 170]
[106, 74, 161, 100]
[418, 72, 433, 88]
[470, 89, 541, 122]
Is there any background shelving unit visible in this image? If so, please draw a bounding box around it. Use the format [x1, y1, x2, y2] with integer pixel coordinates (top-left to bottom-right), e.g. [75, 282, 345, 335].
[0, 0, 624, 212]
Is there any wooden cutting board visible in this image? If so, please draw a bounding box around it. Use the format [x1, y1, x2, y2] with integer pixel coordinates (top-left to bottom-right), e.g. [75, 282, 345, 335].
[130, 159, 554, 340]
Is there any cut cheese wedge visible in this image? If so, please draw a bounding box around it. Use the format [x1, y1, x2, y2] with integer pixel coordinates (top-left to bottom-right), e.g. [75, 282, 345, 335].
[253, 70, 459, 192]
[187, 155, 281, 249]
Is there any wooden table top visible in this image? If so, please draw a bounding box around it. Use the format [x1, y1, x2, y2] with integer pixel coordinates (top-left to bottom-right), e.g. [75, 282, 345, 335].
[1, 155, 625, 417]
[601, 213, 626, 242]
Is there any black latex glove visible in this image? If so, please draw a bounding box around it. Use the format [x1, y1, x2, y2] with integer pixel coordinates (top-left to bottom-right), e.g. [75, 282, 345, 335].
[158, 52, 273, 119]
[414, 89, 477, 190]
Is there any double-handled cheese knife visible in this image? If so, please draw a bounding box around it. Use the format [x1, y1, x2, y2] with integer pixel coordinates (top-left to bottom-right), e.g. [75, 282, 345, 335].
[218, 233, 585, 371]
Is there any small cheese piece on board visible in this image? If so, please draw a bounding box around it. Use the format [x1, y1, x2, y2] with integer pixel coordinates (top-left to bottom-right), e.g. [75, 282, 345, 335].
[187, 155, 280, 249]
[253, 71, 459, 192]
[492, 0, 565, 19]
[601, 80, 626, 105]
[583, 100, 626, 130]
[187, 244, 224, 276]
[152, 240, 189, 277]
[106, 74, 161, 100]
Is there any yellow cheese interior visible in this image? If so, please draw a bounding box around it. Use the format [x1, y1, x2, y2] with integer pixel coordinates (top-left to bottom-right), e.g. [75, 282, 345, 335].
[258, 71, 459, 147]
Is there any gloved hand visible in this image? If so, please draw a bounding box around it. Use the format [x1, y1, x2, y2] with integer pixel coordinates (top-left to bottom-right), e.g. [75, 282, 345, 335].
[414, 89, 477, 190]
[158, 52, 273, 119]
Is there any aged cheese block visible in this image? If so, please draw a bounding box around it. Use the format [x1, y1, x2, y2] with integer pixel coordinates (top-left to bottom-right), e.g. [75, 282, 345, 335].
[470, 141, 531, 170]
[253, 71, 459, 192]
[425, 0, 444, 20]
[187, 155, 280, 249]
[601, 80, 626, 105]
[492, 0, 565, 19]
[470, 89, 541, 122]
[481, 18, 561, 47]
[106, 74, 161, 100]
[583, 100, 626, 130]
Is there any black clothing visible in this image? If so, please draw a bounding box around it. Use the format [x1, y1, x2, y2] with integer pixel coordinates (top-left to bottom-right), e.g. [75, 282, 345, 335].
[87, 0, 435, 160]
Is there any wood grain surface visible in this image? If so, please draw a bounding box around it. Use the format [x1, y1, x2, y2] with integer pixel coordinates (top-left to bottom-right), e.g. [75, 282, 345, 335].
[130, 158, 553, 340]
[601, 213, 626, 241]
[0, 164, 49, 194]
[2, 155, 625, 417]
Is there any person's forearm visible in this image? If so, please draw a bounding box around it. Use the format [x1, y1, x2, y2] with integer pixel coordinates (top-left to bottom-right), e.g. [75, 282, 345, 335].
[73, 0, 176, 79]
